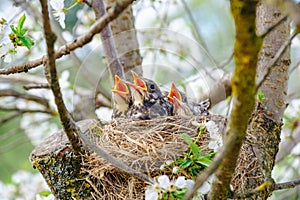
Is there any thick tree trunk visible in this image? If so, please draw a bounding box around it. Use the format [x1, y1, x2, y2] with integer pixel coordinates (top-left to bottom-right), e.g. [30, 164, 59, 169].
[207, 1, 262, 199]
[104, 0, 143, 81]
[30, 120, 97, 199]
[231, 2, 290, 199]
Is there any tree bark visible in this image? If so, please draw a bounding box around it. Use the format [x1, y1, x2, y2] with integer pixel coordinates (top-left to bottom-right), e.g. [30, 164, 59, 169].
[231, 2, 290, 199]
[104, 0, 143, 81]
[207, 1, 262, 199]
[92, 0, 125, 84]
[30, 120, 97, 199]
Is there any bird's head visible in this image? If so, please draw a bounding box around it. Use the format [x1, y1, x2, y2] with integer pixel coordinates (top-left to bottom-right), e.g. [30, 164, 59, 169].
[126, 81, 145, 106]
[167, 82, 183, 103]
[173, 96, 193, 117]
[112, 75, 130, 112]
[130, 71, 162, 101]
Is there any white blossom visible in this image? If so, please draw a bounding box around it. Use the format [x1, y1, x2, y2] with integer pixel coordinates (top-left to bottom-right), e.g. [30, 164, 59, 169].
[185, 179, 195, 190]
[145, 175, 212, 200]
[145, 186, 159, 200]
[206, 121, 223, 152]
[158, 175, 170, 190]
[198, 181, 210, 194]
[172, 166, 180, 174]
[50, 0, 66, 28]
[206, 120, 219, 134]
[0, 42, 15, 63]
[174, 176, 186, 189]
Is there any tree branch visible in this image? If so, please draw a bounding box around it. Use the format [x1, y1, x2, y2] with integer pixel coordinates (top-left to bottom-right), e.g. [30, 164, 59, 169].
[207, 1, 262, 199]
[0, 0, 135, 75]
[276, 125, 300, 163]
[0, 89, 50, 108]
[39, 0, 82, 155]
[92, 0, 125, 83]
[275, 179, 300, 190]
[0, 106, 53, 115]
[256, 30, 297, 92]
[232, 178, 300, 198]
[23, 83, 50, 90]
[268, 0, 300, 29]
[258, 14, 288, 38]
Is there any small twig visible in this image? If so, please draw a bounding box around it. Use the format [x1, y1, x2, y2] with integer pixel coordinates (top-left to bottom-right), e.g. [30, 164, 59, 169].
[258, 15, 288, 38]
[275, 179, 300, 190]
[39, 0, 82, 155]
[276, 125, 300, 163]
[0, 89, 50, 108]
[0, 74, 47, 84]
[256, 31, 298, 91]
[0, 128, 18, 141]
[0, 112, 21, 125]
[232, 178, 300, 199]
[83, 0, 92, 7]
[0, 106, 54, 114]
[23, 83, 50, 90]
[180, 0, 217, 66]
[289, 59, 300, 75]
[218, 53, 234, 69]
[1, 0, 135, 75]
[79, 132, 153, 184]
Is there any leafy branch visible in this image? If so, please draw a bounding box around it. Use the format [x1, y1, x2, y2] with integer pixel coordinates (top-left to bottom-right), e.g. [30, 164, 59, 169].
[9, 14, 34, 49]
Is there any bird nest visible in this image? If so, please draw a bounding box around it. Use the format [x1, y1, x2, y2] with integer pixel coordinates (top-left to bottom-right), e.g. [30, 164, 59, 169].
[80, 115, 225, 199]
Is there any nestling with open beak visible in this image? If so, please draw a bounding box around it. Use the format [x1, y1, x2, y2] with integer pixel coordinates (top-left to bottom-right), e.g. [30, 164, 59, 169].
[167, 82, 187, 104]
[167, 82, 210, 116]
[112, 75, 131, 119]
[126, 71, 172, 120]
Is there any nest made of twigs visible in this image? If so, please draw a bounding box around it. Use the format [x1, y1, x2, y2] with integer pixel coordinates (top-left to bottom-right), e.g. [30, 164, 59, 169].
[81, 115, 225, 200]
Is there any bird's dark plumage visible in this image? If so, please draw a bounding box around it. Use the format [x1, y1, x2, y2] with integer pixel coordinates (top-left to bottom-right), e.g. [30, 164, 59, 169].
[172, 97, 193, 117]
[126, 71, 172, 120]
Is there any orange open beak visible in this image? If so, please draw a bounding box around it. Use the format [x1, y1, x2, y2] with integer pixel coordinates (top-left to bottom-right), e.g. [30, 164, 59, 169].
[167, 83, 182, 103]
[131, 71, 147, 91]
[112, 75, 129, 96]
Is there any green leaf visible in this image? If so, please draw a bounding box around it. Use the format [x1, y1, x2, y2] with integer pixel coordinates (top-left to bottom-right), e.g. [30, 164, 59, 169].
[257, 89, 266, 102]
[10, 25, 17, 34]
[20, 36, 34, 49]
[182, 133, 200, 157]
[20, 28, 27, 36]
[196, 156, 212, 167]
[17, 14, 26, 33]
[190, 168, 199, 176]
[181, 159, 192, 169]
[39, 190, 52, 197]
[173, 189, 187, 198]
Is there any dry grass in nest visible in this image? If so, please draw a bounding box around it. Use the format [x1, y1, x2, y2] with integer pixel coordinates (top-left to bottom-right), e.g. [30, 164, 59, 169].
[81, 115, 225, 199]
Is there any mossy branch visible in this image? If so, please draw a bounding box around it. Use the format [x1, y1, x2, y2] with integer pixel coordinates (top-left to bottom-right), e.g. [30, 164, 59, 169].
[207, 1, 262, 199]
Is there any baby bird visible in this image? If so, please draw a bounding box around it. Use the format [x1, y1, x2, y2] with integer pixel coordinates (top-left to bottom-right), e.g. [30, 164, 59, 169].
[167, 82, 210, 116]
[111, 75, 131, 119]
[126, 71, 172, 120]
[172, 96, 193, 117]
[167, 82, 187, 103]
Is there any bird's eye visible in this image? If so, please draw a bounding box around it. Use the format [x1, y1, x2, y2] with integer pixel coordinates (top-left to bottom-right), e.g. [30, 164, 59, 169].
[150, 84, 155, 90]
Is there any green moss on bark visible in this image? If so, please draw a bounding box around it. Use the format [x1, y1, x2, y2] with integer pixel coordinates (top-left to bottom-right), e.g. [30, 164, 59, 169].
[208, 1, 263, 199]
